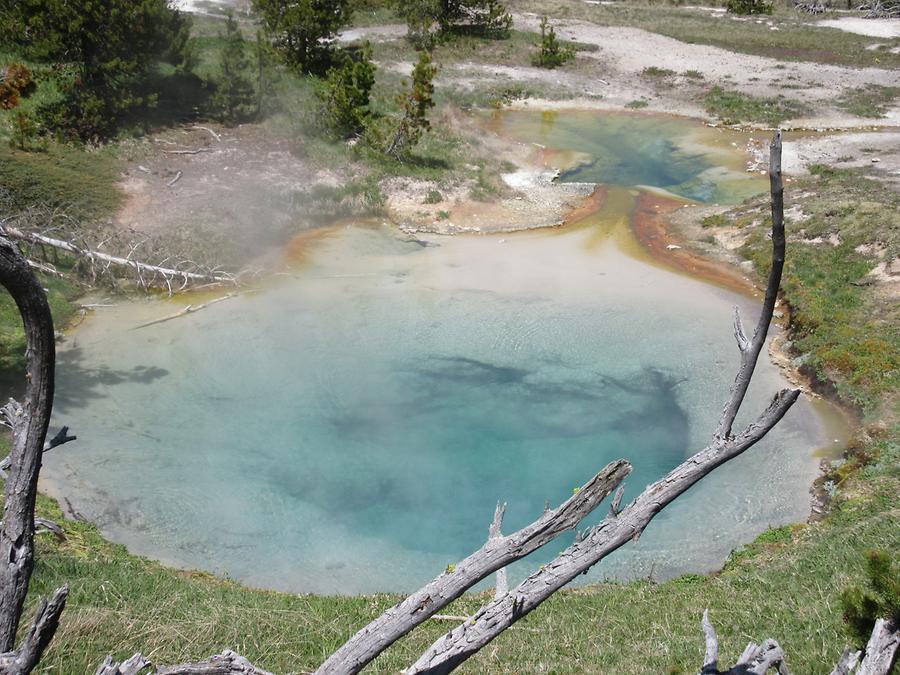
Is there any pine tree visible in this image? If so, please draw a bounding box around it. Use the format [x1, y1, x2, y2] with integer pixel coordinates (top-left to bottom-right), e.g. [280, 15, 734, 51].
[4, 0, 191, 141]
[318, 43, 377, 138]
[386, 50, 437, 159]
[532, 16, 574, 69]
[214, 12, 256, 124]
[252, 0, 352, 74]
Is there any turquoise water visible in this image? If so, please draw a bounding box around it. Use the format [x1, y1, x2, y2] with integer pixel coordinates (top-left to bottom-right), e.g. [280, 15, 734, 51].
[45, 224, 829, 594]
[42, 113, 830, 594]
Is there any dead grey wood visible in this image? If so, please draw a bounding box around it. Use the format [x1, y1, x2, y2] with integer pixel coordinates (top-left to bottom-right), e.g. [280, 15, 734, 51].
[701, 612, 899, 675]
[95, 653, 151, 675]
[830, 648, 862, 675]
[403, 134, 798, 675]
[695, 610, 792, 674]
[314, 460, 631, 675]
[0, 585, 68, 675]
[0, 421, 76, 477]
[0, 236, 59, 651]
[857, 619, 899, 675]
[97, 651, 274, 675]
[0, 226, 235, 288]
[488, 502, 508, 599]
[715, 131, 786, 444]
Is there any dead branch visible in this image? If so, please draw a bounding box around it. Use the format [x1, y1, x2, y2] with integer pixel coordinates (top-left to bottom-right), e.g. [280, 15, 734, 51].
[33, 518, 65, 542]
[96, 651, 273, 675]
[699, 611, 790, 674]
[0, 586, 69, 674]
[858, 619, 899, 674]
[167, 171, 183, 188]
[701, 612, 898, 675]
[162, 148, 211, 155]
[192, 126, 222, 142]
[488, 502, 508, 599]
[133, 293, 239, 330]
[0, 225, 235, 288]
[314, 460, 631, 674]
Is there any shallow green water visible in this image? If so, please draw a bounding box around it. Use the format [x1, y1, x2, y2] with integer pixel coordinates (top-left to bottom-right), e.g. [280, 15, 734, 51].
[43, 113, 831, 594]
[488, 109, 765, 203]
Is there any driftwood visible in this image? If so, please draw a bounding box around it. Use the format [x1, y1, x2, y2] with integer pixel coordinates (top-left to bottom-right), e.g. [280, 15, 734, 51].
[0, 225, 235, 290]
[858, 0, 900, 16]
[133, 293, 239, 330]
[857, 619, 900, 674]
[315, 460, 631, 674]
[0, 586, 69, 674]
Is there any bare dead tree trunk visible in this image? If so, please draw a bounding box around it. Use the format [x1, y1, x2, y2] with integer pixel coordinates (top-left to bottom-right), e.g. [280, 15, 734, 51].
[0, 236, 58, 651]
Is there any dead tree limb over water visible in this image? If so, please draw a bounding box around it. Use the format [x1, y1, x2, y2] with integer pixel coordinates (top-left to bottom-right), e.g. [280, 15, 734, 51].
[0, 134, 896, 674]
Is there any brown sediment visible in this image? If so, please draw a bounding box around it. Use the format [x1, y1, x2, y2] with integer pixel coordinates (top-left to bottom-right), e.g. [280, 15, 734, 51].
[631, 191, 758, 297]
[279, 225, 340, 268]
[563, 185, 608, 225]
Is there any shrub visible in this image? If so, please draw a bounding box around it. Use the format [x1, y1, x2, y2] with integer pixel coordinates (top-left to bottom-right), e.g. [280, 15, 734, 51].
[318, 43, 376, 139]
[532, 16, 574, 69]
[726, 0, 773, 14]
[0, 63, 35, 110]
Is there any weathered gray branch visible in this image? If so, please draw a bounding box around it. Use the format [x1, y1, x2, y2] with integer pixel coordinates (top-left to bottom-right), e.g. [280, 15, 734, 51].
[715, 131, 785, 443]
[0, 236, 58, 652]
[488, 502, 508, 599]
[830, 648, 862, 675]
[694, 612, 790, 674]
[0, 417, 75, 477]
[97, 651, 273, 675]
[700, 612, 898, 675]
[0, 226, 235, 287]
[404, 389, 798, 674]
[857, 619, 899, 675]
[0, 586, 69, 674]
[314, 460, 631, 674]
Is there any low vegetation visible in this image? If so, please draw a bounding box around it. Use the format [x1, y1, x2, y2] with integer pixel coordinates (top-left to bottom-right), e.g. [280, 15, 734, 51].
[738, 165, 899, 416]
[704, 86, 808, 126]
[835, 85, 900, 119]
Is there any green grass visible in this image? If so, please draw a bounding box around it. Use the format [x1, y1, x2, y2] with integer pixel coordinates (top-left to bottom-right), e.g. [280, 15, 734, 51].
[704, 86, 808, 126]
[0, 144, 122, 223]
[0, 274, 80, 380]
[836, 85, 900, 119]
[736, 166, 899, 416]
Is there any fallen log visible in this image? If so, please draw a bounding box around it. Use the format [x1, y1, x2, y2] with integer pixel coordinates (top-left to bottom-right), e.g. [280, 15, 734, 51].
[0, 225, 235, 287]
